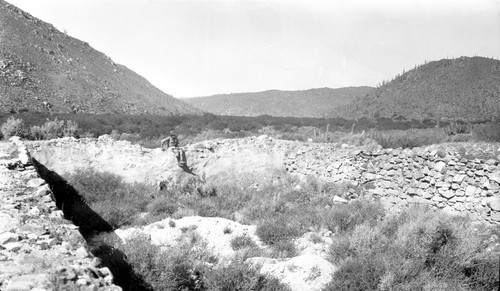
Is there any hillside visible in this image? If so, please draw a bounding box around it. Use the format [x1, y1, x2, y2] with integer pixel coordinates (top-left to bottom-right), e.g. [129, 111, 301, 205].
[332, 57, 500, 121]
[181, 87, 373, 118]
[0, 1, 200, 115]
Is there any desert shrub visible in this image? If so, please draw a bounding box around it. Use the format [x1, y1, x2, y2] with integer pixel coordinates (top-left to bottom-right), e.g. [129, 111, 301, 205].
[324, 255, 386, 291]
[329, 235, 355, 264]
[90, 199, 137, 229]
[119, 233, 204, 291]
[147, 197, 177, 216]
[269, 240, 298, 258]
[325, 205, 499, 290]
[29, 118, 79, 140]
[230, 235, 257, 251]
[339, 131, 379, 149]
[444, 121, 471, 135]
[323, 200, 385, 233]
[204, 260, 291, 291]
[65, 168, 154, 228]
[62, 120, 79, 137]
[29, 125, 44, 140]
[472, 122, 500, 142]
[67, 168, 125, 204]
[1, 116, 25, 139]
[37, 118, 65, 139]
[256, 215, 302, 245]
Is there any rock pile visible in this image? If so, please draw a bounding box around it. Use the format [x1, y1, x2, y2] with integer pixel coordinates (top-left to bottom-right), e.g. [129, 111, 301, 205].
[0, 138, 121, 290]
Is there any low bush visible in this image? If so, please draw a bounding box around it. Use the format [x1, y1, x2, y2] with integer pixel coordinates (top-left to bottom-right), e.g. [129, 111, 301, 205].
[230, 235, 257, 251]
[65, 168, 154, 228]
[117, 232, 290, 291]
[444, 121, 471, 135]
[146, 197, 177, 216]
[204, 260, 291, 291]
[119, 233, 204, 291]
[323, 199, 385, 233]
[269, 240, 298, 258]
[472, 122, 500, 142]
[256, 215, 302, 245]
[1, 116, 25, 139]
[326, 205, 499, 290]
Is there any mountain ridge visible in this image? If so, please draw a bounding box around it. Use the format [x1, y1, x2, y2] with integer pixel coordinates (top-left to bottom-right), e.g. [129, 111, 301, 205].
[0, 0, 200, 115]
[181, 86, 373, 118]
[331, 56, 500, 121]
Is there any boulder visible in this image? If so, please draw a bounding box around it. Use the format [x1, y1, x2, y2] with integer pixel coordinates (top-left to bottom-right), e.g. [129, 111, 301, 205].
[489, 173, 500, 184]
[490, 211, 500, 222]
[486, 197, 500, 212]
[26, 178, 46, 188]
[332, 196, 348, 204]
[440, 190, 456, 199]
[434, 161, 447, 173]
[465, 185, 477, 196]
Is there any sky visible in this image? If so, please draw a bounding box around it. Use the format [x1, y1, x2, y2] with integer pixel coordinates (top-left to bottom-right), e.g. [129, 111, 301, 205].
[6, 0, 500, 97]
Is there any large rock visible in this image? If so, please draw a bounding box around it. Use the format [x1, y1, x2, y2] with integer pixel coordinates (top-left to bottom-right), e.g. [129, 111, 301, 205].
[440, 190, 456, 199]
[486, 197, 500, 211]
[434, 161, 447, 173]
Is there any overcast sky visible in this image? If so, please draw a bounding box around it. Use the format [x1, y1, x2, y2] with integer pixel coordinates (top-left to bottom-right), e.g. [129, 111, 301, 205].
[7, 0, 500, 97]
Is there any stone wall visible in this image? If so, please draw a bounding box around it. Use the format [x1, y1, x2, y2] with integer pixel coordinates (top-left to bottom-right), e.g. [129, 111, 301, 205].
[28, 135, 284, 185]
[284, 144, 500, 224]
[28, 135, 500, 224]
[0, 137, 121, 290]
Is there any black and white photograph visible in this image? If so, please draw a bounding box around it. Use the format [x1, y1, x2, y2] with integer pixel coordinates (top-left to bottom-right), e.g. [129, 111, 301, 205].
[0, 0, 499, 290]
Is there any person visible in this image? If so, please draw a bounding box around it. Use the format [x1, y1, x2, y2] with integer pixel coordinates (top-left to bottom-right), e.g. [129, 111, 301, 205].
[161, 131, 186, 166]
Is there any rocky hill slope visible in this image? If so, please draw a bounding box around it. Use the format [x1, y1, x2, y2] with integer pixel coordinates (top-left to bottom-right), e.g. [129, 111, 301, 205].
[332, 57, 500, 121]
[181, 87, 373, 117]
[0, 0, 200, 115]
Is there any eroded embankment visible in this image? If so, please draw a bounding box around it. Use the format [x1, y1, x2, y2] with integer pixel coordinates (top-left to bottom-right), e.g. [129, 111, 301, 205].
[29, 135, 500, 225]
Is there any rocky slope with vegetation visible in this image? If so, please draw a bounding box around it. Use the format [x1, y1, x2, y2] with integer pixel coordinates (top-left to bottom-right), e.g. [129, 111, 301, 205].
[182, 87, 373, 118]
[0, 0, 199, 115]
[332, 57, 500, 122]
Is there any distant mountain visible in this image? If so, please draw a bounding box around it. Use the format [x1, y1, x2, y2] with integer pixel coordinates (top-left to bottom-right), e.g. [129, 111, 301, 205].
[181, 87, 373, 118]
[332, 57, 500, 121]
[0, 0, 200, 115]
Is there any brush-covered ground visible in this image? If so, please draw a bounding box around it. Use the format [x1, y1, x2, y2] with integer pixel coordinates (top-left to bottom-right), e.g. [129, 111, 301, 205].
[61, 167, 499, 291]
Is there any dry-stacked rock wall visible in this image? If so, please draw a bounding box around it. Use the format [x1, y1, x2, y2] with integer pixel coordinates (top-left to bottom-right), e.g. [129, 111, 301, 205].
[285, 144, 500, 224]
[0, 138, 121, 290]
[29, 136, 500, 224]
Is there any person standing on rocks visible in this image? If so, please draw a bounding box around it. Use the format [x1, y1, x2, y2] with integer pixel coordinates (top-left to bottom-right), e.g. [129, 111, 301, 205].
[161, 131, 186, 166]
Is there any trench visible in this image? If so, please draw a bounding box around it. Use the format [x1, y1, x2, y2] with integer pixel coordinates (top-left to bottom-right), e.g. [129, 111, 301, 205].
[32, 158, 153, 291]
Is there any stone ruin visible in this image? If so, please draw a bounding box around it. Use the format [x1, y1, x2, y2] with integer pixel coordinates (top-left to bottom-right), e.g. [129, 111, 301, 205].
[0, 137, 121, 290]
[30, 135, 500, 225]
